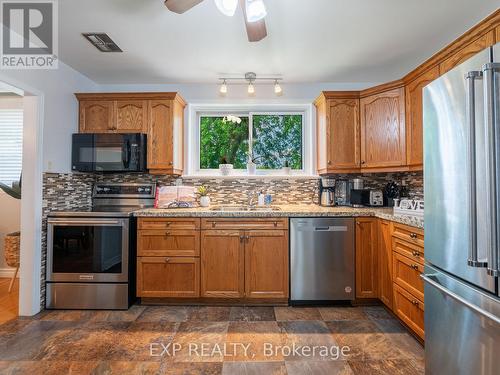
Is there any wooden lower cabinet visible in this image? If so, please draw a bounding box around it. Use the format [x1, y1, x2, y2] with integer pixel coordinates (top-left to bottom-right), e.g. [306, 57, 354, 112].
[378, 220, 393, 309]
[137, 256, 200, 298]
[200, 230, 245, 298]
[393, 283, 425, 340]
[138, 230, 200, 257]
[355, 218, 378, 298]
[393, 252, 424, 302]
[245, 230, 289, 299]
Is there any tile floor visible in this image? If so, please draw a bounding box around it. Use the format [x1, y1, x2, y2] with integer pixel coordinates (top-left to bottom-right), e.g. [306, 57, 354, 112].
[0, 305, 424, 374]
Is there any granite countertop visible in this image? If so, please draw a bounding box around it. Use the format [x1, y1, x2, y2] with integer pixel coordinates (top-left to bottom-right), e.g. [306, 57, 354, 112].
[133, 205, 424, 229]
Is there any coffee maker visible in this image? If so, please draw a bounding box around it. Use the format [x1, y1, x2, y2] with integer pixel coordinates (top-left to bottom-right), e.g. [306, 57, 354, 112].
[319, 177, 335, 206]
[334, 179, 353, 206]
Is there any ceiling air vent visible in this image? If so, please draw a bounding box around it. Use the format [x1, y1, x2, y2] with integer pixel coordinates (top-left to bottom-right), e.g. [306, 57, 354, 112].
[82, 33, 122, 52]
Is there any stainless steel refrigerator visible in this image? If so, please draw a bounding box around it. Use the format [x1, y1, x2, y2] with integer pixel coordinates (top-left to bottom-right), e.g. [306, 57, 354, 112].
[423, 44, 500, 374]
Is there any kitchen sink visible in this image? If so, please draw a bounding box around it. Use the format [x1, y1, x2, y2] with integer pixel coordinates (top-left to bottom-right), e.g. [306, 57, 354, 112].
[209, 205, 282, 212]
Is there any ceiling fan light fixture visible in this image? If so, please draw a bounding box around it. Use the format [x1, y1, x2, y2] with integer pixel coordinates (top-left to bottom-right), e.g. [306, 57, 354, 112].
[219, 80, 228, 95]
[274, 80, 282, 96]
[245, 0, 267, 22]
[214, 0, 238, 17]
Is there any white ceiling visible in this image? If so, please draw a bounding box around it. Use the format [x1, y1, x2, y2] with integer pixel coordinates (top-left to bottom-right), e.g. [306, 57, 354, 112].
[59, 0, 500, 84]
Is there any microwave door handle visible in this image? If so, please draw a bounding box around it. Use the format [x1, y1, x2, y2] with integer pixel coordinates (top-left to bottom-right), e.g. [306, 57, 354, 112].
[483, 62, 500, 277]
[465, 71, 486, 267]
[122, 140, 131, 168]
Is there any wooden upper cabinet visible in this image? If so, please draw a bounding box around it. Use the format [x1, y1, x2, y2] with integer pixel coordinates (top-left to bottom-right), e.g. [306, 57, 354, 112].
[360, 87, 406, 169]
[201, 230, 245, 298]
[355, 217, 378, 298]
[115, 100, 147, 133]
[245, 230, 289, 299]
[439, 30, 495, 75]
[378, 219, 394, 309]
[405, 66, 440, 169]
[76, 93, 186, 175]
[496, 25, 500, 44]
[315, 93, 360, 174]
[79, 100, 114, 133]
[147, 96, 185, 175]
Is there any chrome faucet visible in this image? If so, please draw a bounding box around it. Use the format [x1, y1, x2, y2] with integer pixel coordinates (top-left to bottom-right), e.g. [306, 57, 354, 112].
[247, 190, 258, 207]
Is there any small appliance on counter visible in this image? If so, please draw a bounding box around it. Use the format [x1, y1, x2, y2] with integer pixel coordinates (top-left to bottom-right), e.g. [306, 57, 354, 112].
[319, 177, 335, 206]
[334, 179, 352, 206]
[46, 183, 156, 310]
[72, 133, 147, 173]
[349, 189, 384, 207]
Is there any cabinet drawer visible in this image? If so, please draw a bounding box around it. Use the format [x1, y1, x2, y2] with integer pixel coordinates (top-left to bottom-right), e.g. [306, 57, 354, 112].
[138, 218, 200, 230]
[393, 252, 424, 301]
[137, 256, 200, 298]
[393, 237, 424, 265]
[201, 218, 288, 230]
[393, 283, 424, 340]
[138, 230, 200, 257]
[392, 223, 424, 247]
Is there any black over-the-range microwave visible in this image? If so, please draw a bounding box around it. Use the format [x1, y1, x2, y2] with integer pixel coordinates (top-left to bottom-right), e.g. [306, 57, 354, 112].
[72, 133, 147, 172]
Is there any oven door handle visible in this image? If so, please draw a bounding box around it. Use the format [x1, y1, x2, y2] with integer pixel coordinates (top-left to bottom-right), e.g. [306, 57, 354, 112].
[48, 219, 123, 225]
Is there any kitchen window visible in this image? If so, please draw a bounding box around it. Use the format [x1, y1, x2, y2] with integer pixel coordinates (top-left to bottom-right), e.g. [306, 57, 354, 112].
[188, 106, 313, 176]
[0, 109, 23, 185]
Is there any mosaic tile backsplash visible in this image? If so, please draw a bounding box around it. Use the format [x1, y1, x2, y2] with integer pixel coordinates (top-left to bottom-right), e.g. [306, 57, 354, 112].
[40, 171, 423, 308]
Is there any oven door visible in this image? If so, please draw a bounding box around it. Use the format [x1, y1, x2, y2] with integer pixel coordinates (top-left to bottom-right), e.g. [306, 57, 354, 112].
[47, 217, 129, 283]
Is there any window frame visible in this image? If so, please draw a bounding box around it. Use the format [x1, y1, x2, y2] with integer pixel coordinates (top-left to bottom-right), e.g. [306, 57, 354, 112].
[186, 104, 315, 177]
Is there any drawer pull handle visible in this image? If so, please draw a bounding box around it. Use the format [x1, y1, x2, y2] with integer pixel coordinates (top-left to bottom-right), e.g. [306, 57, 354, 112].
[274, 221, 278, 227]
[245, 235, 250, 241]
[411, 264, 419, 270]
[165, 232, 171, 236]
[166, 222, 171, 226]
[409, 233, 417, 239]
[412, 300, 419, 306]
[239, 235, 244, 242]
[412, 250, 421, 257]
[164, 258, 170, 263]
[211, 222, 216, 228]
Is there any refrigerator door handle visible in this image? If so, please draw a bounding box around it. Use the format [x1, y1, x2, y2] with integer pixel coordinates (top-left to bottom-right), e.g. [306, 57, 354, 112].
[465, 71, 487, 267]
[483, 62, 500, 277]
[422, 274, 500, 324]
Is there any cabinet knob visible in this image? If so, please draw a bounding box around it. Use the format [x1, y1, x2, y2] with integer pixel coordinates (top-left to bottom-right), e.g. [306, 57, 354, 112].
[239, 235, 244, 242]
[327, 160, 331, 165]
[166, 222, 171, 226]
[411, 264, 419, 270]
[245, 235, 250, 240]
[412, 250, 420, 257]
[211, 222, 216, 228]
[410, 233, 417, 239]
[169, 161, 173, 165]
[165, 231, 170, 236]
[164, 257, 170, 263]
[361, 160, 366, 164]
[273, 221, 278, 227]
[412, 300, 419, 306]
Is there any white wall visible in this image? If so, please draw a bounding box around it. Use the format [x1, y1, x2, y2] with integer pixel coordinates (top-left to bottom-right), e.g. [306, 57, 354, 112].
[0, 63, 98, 173]
[98, 82, 380, 103]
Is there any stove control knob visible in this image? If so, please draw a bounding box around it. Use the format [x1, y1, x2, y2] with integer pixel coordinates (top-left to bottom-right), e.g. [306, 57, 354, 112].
[103, 188, 110, 192]
[138, 188, 144, 192]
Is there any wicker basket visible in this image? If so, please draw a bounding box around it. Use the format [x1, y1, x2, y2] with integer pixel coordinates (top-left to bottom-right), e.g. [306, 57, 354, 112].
[4, 231, 20, 268]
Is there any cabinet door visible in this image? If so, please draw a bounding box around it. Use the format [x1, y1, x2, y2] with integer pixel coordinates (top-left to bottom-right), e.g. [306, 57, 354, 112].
[79, 100, 114, 133]
[201, 230, 245, 298]
[355, 218, 378, 298]
[393, 283, 424, 340]
[316, 97, 329, 173]
[115, 100, 147, 133]
[138, 230, 200, 257]
[360, 88, 406, 169]
[378, 220, 393, 309]
[245, 230, 289, 299]
[405, 66, 440, 168]
[439, 30, 495, 75]
[328, 99, 360, 170]
[147, 100, 173, 172]
[393, 252, 424, 302]
[137, 256, 200, 298]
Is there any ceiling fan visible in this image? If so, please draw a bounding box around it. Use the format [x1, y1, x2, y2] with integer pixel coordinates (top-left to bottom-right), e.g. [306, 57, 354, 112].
[164, 0, 268, 42]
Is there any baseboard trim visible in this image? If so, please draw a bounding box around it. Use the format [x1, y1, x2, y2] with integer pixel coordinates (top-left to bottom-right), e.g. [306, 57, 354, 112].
[0, 267, 18, 278]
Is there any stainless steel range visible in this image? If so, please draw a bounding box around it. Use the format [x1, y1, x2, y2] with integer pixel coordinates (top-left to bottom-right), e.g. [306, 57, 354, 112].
[46, 183, 155, 310]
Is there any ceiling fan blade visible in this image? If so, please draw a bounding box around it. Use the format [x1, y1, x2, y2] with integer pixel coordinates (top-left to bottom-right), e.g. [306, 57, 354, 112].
[164, 0, 204, 14]
[239, 0, 267, 42]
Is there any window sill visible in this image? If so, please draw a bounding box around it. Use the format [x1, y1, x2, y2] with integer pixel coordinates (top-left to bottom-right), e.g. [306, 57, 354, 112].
[181, 174, 319, 180]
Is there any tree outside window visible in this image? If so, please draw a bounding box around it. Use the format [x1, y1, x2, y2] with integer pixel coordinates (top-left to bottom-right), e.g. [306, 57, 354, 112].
[199, 113, 303, 171]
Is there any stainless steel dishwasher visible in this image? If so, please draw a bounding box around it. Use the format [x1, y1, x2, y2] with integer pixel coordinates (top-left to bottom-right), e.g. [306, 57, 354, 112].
[290, 218, 355, 303]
